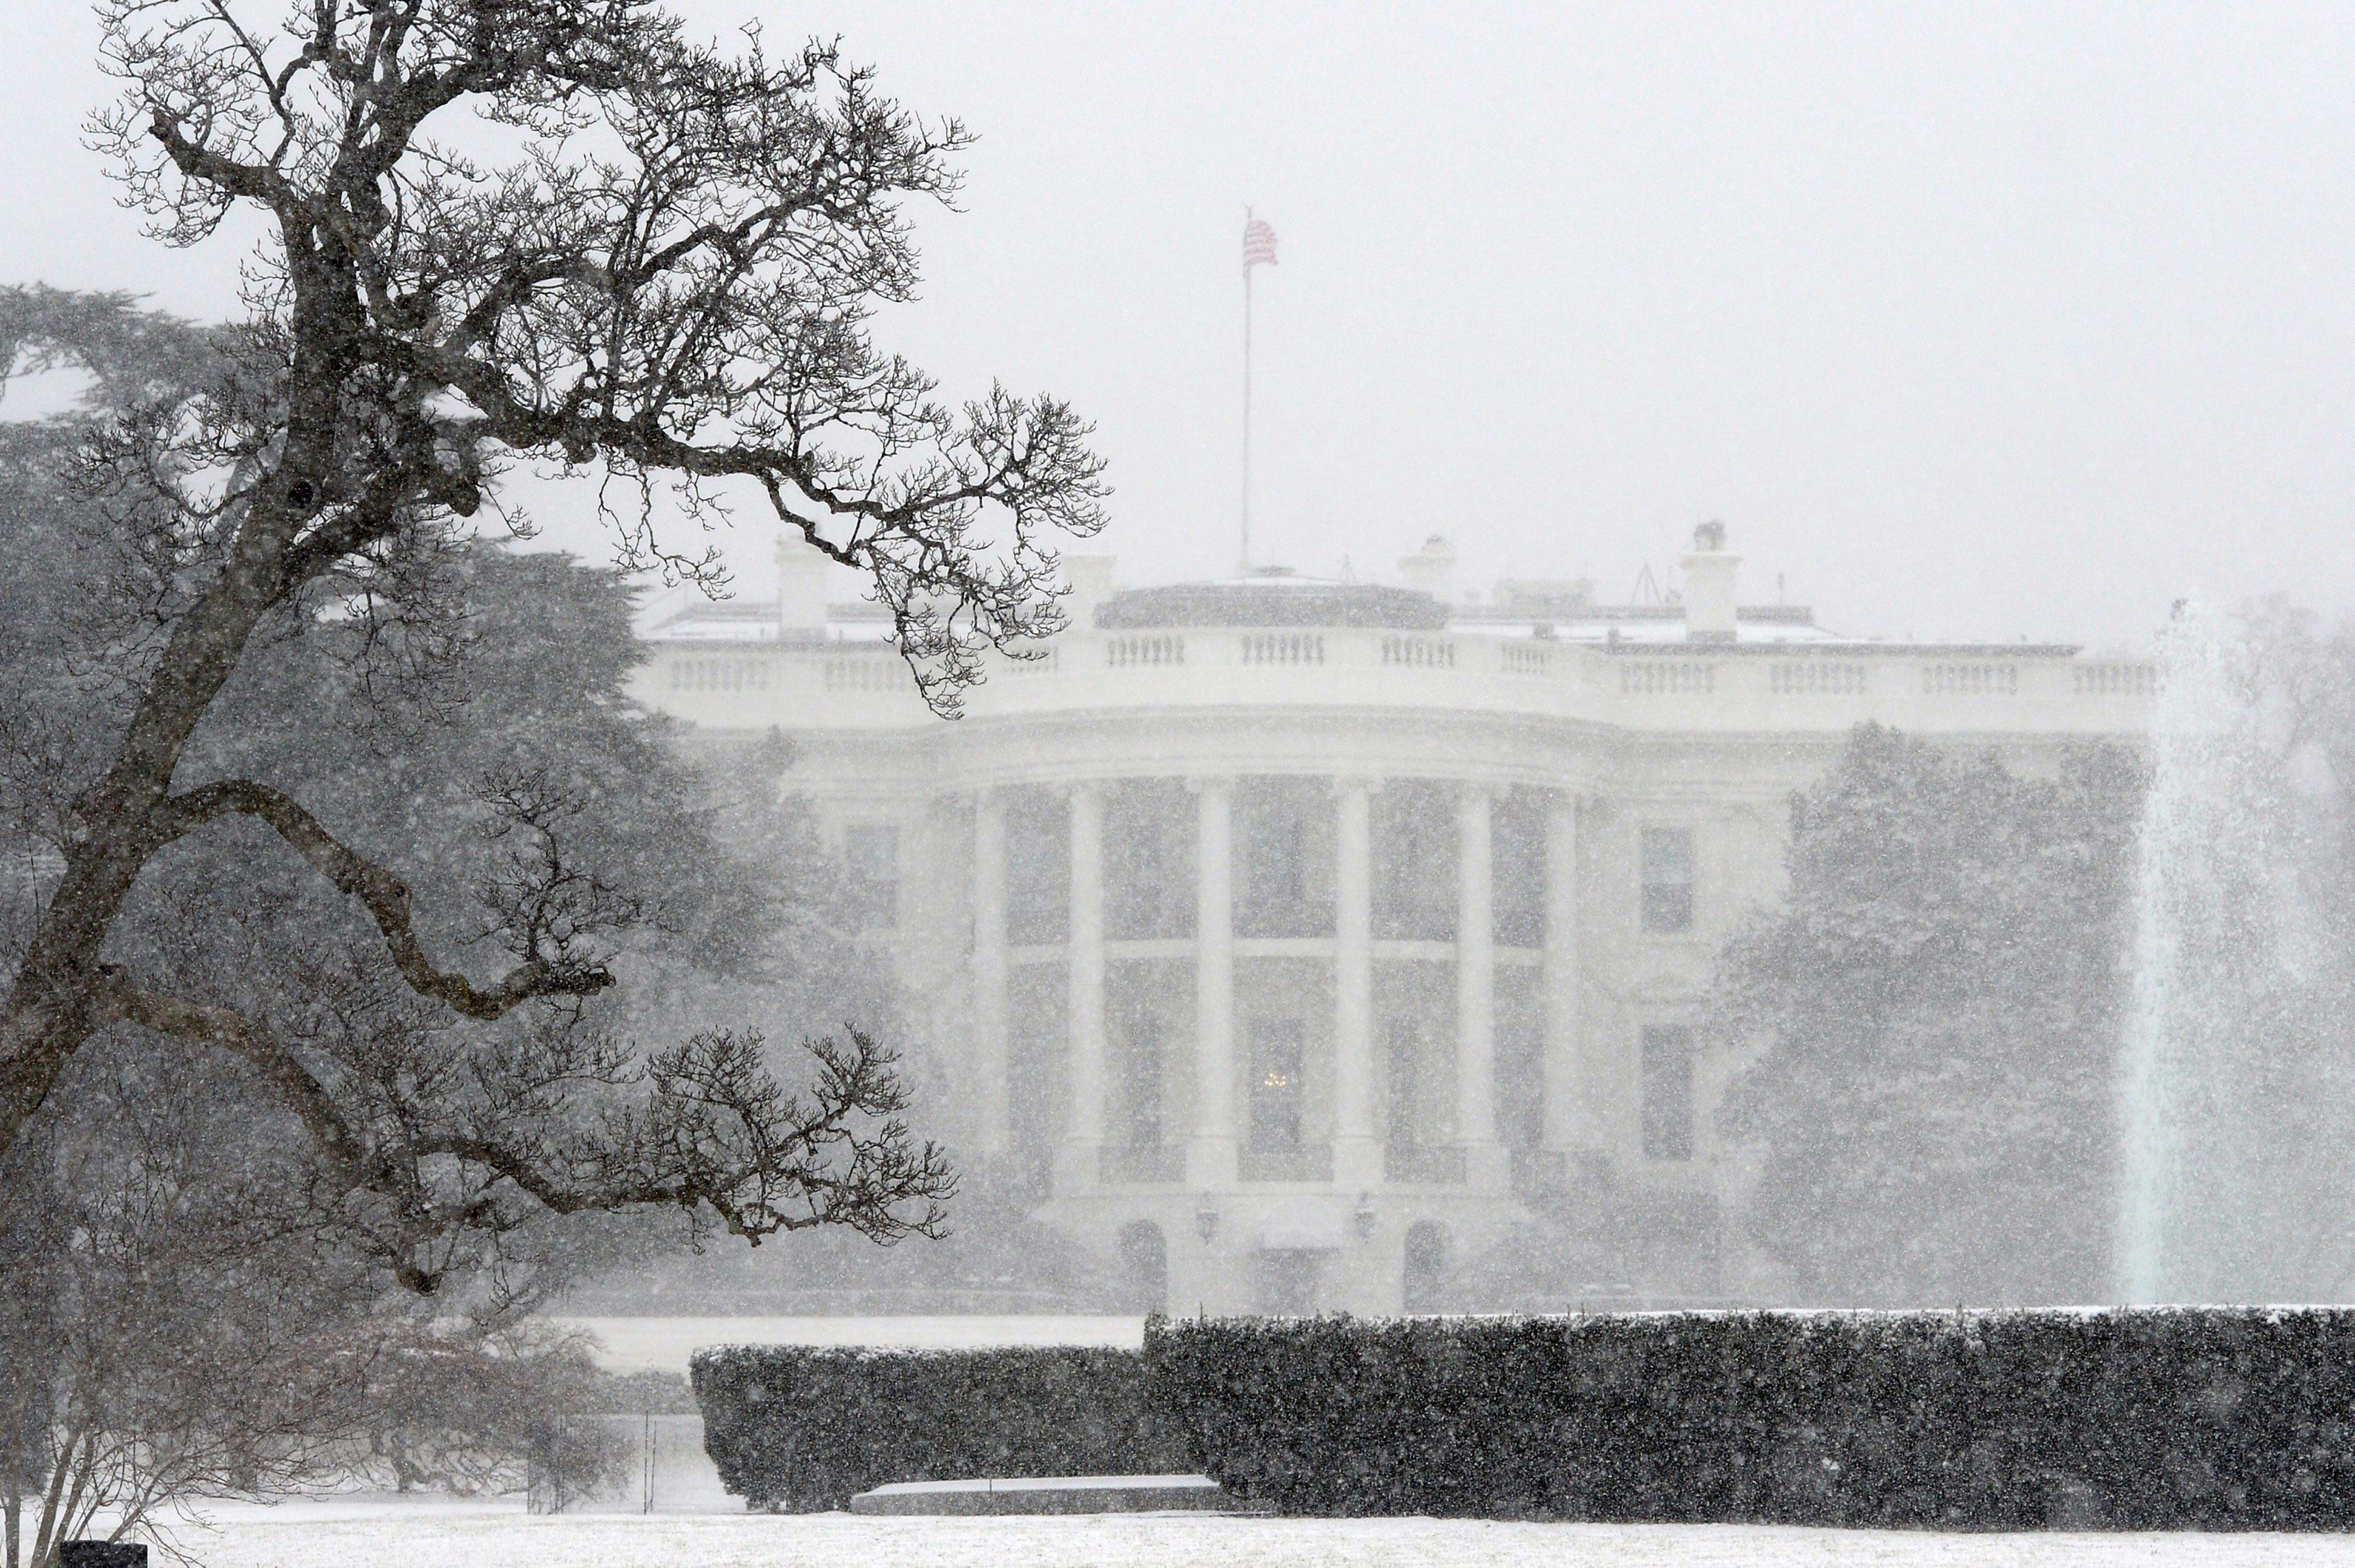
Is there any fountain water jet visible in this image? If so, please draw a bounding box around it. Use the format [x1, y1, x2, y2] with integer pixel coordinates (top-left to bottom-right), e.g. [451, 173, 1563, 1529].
[2118, 601, 2317, 1304]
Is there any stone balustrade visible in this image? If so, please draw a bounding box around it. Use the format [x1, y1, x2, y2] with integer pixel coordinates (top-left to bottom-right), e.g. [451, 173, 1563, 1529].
[640, 628, 2156, 739]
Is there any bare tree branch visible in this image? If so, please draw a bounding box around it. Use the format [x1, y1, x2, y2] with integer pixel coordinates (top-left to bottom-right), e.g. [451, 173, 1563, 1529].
[152, 777, 613, 1019]
[94, 973, 366, 1185]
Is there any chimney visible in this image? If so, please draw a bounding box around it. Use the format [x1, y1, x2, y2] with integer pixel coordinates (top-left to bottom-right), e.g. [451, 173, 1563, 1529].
[777, 530, 830, 634]
[1398, 534, 1459, 602]
[1681, 520, 1740, 645]
[1064, 554, 1117, 631]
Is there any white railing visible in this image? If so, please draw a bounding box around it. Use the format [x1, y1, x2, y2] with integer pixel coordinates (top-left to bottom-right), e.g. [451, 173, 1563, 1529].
[671, 655, 770, 692]
[1770, 661, 1871, 696]
[1618, 660, 1716, 696]
[1003, 646, 1063, 676]
[824, 653, 904, 692]
[2074, 662, 2157, 697]
[1921, 662, 2019, 697]
[1106, 633, 1185, 667]
[1502, 642, 1552, 676]
[636, 630, 2155, 737]
[1240, 631, 1326, 666]
[1381, 634, 1455, 669]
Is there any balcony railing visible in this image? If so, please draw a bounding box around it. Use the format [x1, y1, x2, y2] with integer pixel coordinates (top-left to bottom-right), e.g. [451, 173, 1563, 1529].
[1240, 1143, 1333, 1183]
[1098, 1144, 1184, 1185]
[641, 628, 2158, 739]
[1384, 1143, 1467, 1185]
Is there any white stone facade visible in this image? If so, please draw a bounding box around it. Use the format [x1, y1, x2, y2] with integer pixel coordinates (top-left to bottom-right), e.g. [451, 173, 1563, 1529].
[632, 532, 2154, 1314]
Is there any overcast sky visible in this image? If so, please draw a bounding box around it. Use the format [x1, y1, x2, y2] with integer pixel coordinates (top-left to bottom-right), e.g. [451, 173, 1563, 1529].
[10, 2, 2355, 651]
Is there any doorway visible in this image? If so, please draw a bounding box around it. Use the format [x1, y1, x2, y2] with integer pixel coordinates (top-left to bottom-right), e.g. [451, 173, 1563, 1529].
[1403, 1220, 1451, 1313]
[1117, 1220, 1168, 1314]
[1255, 1248, 1324, 1314]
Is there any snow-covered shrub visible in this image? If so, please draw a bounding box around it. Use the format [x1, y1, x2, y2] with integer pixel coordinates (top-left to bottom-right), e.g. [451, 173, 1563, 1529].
[692, 1344, 1184, 1511]
[1148, 1308, 2355, 1528]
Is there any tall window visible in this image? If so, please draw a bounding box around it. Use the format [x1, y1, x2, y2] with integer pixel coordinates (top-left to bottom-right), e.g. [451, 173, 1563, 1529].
[1491, 791, 1546, 948]
[1383, 1014, 1424, 1149]
[1245, 799, 1305, 912]
[1006, 789, 1069, 944]
[1106, 782, 1193, 940]
[1114, 1015, 1164, 1148]
[1639, 826, 1694, 934]
[1249, 1015, 1305, 1151]
[1373, 781, 1457, 941]
[1495, 970, 1544, 1150]
[1640, 1025, 1695, 1161]
[842, 823, 899, 931]
[1235, 779, 1332, 938]
[1006, 967, 1067, 1202]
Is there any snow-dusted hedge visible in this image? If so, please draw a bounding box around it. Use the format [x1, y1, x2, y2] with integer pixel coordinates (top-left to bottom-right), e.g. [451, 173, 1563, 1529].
[691, 1344, 1184, 1511]
[1145, 1309, 2355, 1528]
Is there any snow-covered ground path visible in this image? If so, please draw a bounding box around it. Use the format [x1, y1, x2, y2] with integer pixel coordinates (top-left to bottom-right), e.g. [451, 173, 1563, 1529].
[182, 1496, 2355, 1567]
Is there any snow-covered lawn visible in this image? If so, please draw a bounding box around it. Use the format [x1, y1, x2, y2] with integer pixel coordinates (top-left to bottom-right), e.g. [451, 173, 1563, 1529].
[179, 1495, 2355, 1567]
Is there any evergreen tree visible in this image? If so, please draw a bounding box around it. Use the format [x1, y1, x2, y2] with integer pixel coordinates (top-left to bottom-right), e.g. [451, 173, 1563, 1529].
[1716, 724, 2142, 1305]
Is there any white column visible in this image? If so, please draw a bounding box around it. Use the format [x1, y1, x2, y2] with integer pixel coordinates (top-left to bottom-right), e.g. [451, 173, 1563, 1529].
[1456, 782, 1503, 1187]
[1060, 781, 1106, 1189]
[1333, 777, 1378, 1187]
[1541, 791, 1585, 1157]
[971, 790, 1010, 1155]
[1187, 779, 1237, 1188]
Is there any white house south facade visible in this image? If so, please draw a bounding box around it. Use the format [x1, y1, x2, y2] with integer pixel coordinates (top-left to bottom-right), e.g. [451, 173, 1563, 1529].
[632, 527, 2155, 1316]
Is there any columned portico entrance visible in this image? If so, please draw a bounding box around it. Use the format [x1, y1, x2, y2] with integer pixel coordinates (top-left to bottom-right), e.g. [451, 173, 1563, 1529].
[973, 768, 1563, 1312]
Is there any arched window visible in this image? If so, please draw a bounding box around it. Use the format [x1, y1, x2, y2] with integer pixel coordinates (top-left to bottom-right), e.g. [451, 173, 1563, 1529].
[1403, 1220, 1450, 1313]
[1117, 1220, 1168, 1314]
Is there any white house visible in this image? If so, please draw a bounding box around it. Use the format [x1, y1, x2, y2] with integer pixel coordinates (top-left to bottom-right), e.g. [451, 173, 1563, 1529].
[633, 526, 2153, 1315]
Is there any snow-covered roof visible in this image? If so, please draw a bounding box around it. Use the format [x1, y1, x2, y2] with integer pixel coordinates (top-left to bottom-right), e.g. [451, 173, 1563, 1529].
[632, 543, 2081, 656]
[1451, 613, 1844, 647]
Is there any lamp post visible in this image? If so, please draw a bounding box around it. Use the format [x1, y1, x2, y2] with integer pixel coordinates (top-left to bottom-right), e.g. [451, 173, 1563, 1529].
[1352, 1191, 1377, 1243]
[1194, 1199, 1219, 1245]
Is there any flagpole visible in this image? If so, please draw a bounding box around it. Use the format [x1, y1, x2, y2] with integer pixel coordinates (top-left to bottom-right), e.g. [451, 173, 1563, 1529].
[1240, 207, 1254, 577]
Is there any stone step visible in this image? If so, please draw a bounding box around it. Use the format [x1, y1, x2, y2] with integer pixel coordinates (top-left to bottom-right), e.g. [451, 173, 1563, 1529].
[847, 1473, 1236, 1516]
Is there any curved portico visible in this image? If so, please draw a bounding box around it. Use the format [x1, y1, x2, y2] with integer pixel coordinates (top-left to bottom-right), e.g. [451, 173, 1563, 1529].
[960, 761, 1583, 1313]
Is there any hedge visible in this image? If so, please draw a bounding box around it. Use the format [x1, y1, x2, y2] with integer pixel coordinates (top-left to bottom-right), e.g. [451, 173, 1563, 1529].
[1144, 1309, 2355, 1529]
[691, 1344, 1186, 1511]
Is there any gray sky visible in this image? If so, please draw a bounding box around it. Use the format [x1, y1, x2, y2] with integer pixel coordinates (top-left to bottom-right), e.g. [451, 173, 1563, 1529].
[10, 2, 2355, 651]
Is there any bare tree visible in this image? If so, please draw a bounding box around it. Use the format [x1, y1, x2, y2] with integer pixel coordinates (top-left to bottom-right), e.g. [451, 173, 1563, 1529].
[0, 1040, 640, 1568]
[0, 1, 1104, 1283]
[1, 1048, 374, 1568]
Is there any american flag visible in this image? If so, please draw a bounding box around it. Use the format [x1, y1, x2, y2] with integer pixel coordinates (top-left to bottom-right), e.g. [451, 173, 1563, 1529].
[1242, 214, 1278, 271]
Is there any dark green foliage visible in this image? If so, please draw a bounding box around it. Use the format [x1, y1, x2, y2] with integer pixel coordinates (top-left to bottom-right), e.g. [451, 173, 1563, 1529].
[1148, 1309, 2355, 1529]
[692, 1344, 1184, 1511]
[693, 1309, 2355, 1527]
[172, 542, 787, 992]
[57, 1544, 145, 1568]
[1716, 724, 2145, 1305]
